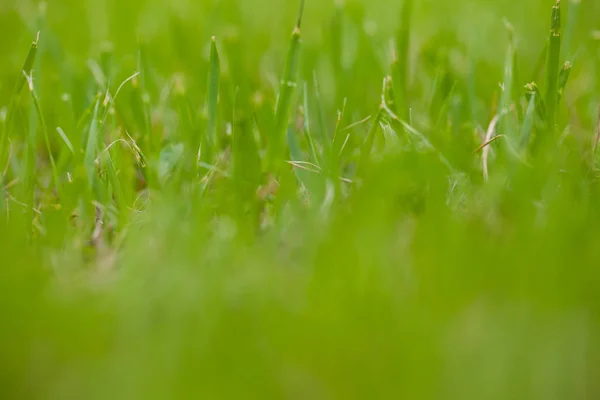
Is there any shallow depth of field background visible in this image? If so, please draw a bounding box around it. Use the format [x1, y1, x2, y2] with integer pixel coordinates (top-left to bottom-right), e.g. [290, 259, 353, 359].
[1, 0, 600, 399]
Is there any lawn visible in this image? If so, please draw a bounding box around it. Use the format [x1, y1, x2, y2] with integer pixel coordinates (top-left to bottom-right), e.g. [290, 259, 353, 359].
[1, 0, 600, 398]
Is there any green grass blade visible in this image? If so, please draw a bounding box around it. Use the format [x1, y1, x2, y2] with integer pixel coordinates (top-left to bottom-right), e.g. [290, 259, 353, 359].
[56, 127, 74, 155]
[287, 126, 318, 195]
[0, 33, 40, 172]
[544, 0, 562, 131]
[302, 81, 320, 166]
[384, 75, 397, 114]
[531, 42, 548, 83]
[102, 146, 128, 226]
[85, 99, 101, 190]
[525, 82, 547, 121]
[267, 1, 303, 171]
[520, 92, 537, 150]
[12, 32, 40, 99]
[23, 72, 61, 199]
[499, 21, 516, 118]
[203, 36, 221, 165]
[558, 61, 572, 102]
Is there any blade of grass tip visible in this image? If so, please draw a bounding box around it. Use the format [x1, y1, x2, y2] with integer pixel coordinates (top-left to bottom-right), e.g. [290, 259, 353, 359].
[544, 0, 562, 132]
[23, 72, 61, 198]
[384, 75, 397, 114]
[525, 82, 547, 121]
[202, 36, 220, 165]
[88, 60, 108, 92]
[557, 61, 572, 102]
[268, 0, 303, 171]
[520, 91, 537, 150]
[0, 32, 40, 169]
[56, 127, 74, 155]
[302, 81, 320, 166]
[12, 32, 40, 99]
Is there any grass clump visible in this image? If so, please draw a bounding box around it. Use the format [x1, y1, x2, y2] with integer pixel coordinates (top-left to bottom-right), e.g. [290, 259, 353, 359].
[1, 0, 600, 398]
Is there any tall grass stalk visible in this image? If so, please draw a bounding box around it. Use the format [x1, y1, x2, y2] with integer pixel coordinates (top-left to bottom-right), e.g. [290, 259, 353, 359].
[268, 1, 304, 172]
[544, 0, 562, 133]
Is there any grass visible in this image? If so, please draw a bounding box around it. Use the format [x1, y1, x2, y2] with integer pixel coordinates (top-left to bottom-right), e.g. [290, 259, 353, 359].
[1, 0, 600, 398]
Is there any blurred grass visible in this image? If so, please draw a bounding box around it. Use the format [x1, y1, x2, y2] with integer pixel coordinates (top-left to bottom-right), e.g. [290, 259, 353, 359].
[1, 0, 600, 398]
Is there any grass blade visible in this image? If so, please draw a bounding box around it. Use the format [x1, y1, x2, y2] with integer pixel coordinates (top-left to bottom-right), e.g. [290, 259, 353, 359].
[85, 99, 102, 190]
[531, 41, 548, 83]
[499, 21, 519, 129]
[267, 0, 303, 171]
[23, 72, 61, 198]
[202, 36, 220, 165]
[384, 75, 397, 114]
[0, 33, 40, 171]
[302, 81, 320, 166]
[525, 82, 547, 121]
[14, 34, 40, 94]
[544, 0, 562, 131]
[558, 61, 572, 102]
[520, 92, 537, 150]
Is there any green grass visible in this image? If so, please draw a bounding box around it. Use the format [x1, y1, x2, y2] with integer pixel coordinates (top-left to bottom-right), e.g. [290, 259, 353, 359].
[1, 0, 600, 398]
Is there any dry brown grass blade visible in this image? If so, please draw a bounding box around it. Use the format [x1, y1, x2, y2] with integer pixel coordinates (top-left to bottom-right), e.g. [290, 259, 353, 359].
[482, 108, 511, 181]
[474, 135, 505, 154]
